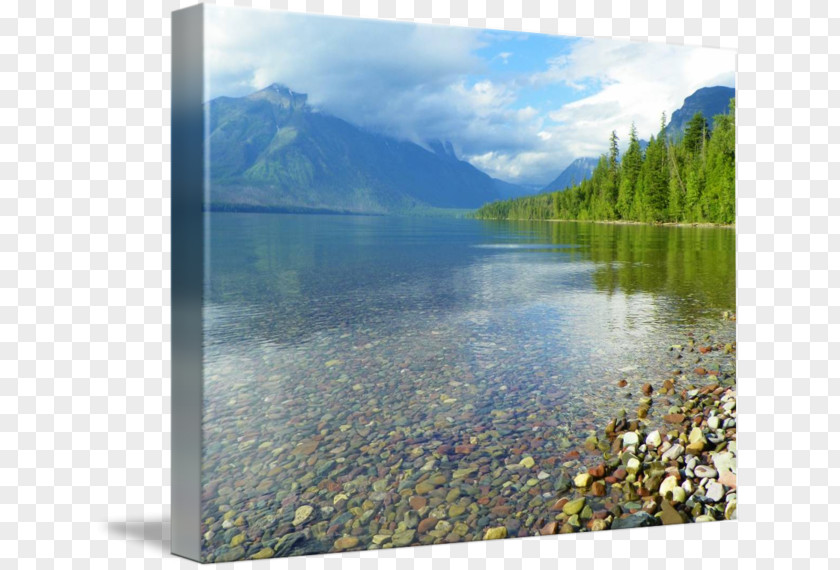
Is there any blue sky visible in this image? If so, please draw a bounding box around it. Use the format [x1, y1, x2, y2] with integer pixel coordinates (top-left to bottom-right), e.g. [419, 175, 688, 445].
[205, 6, 735, 186]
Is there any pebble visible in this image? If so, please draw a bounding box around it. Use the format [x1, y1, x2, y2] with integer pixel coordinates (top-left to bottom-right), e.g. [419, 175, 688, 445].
[483, 527, 507, 540]
[333, 537, 359, 551]
[391, 529, 415, 547]
[611, 512, 658, 530]
[292, 505, 314, 526]
[563, 497, 586, 516]
[200, 320, 735, 558]
[662, 444, 684, 461]
[706, 482, 725, 503]
[659, 476, 679, 497]
[623, 432, 640, 447]
[694, 465, 718, 479]
[251, 548, 274, 560]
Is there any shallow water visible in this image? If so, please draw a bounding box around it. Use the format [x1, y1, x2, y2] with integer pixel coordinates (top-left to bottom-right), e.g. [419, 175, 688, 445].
[200, 213, 735, 559]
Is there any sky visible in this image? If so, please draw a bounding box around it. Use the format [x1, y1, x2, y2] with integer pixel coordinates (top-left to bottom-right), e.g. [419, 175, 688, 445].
[204, 6, 736, 186]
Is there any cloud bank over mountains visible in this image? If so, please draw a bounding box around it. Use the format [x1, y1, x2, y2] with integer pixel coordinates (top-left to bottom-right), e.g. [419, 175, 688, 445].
[205, 7, 735, 185]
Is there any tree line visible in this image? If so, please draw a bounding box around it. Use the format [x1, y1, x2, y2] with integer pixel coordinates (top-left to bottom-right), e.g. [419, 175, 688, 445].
[473, 99, 735, 225]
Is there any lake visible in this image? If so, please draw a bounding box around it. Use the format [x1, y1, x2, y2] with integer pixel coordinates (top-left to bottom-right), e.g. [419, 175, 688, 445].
[200, 213, 736, 557]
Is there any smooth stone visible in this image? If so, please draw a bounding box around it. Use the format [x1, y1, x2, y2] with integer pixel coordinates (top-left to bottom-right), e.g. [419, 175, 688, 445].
[391, 529, 415, 547]
[694, 465, 718, 479]
[645, 431, 661, 448]
[706, 482, 725, 502]
[334, 537, 359, 551]
[671, 487, 687, 503]
[663, 445, 684, 461]
[415, 481, 436, 494]
[418, 517, 438, 533]
[708, 416, 720, 430]
[409, 496, 427, 510]
[659, 476, 679, 497]
[623, 432, 640, 447]
[216, 547, 246, 563]
[626, 457, 641, 475]
[445, 488, 461, 503]
[520, 456, 535, 469]
[725, 500, 737, 520]
[695, 514, 716, 523]
[563, 497, 586, 516]
[590, 518, 609, 531]
[688, 427, 707, 445]
[448, 504, 466, 518]
[660, 501, 685, 525]
[574, 473, 592, 488]
[483, 527, 507, 540]
[453, 467, 477, 479]
[611, 511, 658, 529]
[712, 452, 736, 474]
[251, 548, 274, 560]
[293, 505, 314, 526]
[686, 441, 705, 455]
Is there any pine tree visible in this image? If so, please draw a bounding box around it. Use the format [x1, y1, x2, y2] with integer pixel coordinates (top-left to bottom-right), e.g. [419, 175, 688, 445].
[617, 124, 642, 219]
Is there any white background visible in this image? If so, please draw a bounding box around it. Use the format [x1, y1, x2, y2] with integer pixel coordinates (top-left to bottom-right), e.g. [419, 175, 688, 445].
[2, 0, 837, 568]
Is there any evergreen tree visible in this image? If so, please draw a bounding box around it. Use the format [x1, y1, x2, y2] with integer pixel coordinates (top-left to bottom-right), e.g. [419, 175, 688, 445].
[473, 98, 736, 226]
[616, 124, 642, 219]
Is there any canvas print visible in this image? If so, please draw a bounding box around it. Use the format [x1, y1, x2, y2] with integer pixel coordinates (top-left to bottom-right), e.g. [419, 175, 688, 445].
[172, 5, 736, 563]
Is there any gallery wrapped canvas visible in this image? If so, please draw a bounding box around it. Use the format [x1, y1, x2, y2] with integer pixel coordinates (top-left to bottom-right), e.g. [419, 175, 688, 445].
[172, 4, 736, 563]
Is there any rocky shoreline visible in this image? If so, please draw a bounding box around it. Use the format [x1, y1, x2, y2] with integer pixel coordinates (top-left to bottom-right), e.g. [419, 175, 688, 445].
[201, 314, 736, 561]
[527, 318, 737, 537]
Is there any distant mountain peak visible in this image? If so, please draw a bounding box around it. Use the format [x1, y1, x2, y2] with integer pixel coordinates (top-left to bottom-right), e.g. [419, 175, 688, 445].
[665, 85, 734, 140]
[541, 157, 599, 193]
[206, 86, 507, 213]
[247, 83, 308, 110]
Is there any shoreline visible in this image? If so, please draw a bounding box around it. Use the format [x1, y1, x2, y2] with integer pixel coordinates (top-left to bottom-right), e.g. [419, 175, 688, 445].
[529, 316, 737, 536]
[475, 217, 735, 229]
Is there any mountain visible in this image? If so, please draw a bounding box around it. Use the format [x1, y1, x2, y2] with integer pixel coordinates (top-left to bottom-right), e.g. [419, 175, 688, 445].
[665, 85, 735, 141]
[541, 157, 599, 193]
[206, 84, 508, 214]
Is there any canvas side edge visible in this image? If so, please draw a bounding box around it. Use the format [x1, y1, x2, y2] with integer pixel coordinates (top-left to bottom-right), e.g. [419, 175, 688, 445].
[170, 4, 204, 563]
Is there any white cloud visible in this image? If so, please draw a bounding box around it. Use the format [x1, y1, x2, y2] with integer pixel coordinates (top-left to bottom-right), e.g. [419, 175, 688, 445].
[203, 7, 735, 186]
[538, 39, 736, 152]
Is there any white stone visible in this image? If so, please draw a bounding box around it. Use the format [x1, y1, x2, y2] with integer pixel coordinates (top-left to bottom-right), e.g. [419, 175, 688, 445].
[694, 465, 718, 479]
[663, 444, 684, 462]
[659, 475, 679, 497]
[711, 451, 736, 474]
[708, 416, 720, 430]
[688, 427, 706, 444]
[626, 457, 641, 475]
[623, 432, 640, 447]
[645, 431, 661, 448]
[706, 482, 725, 502]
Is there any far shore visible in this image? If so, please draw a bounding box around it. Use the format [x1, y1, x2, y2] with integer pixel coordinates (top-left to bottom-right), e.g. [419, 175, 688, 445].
[476, 217, 735, 229]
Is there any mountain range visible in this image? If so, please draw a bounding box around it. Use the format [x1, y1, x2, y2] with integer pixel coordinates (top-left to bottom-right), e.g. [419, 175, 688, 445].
[207, 84, 734, 214]
[207, 84, 529, 214]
